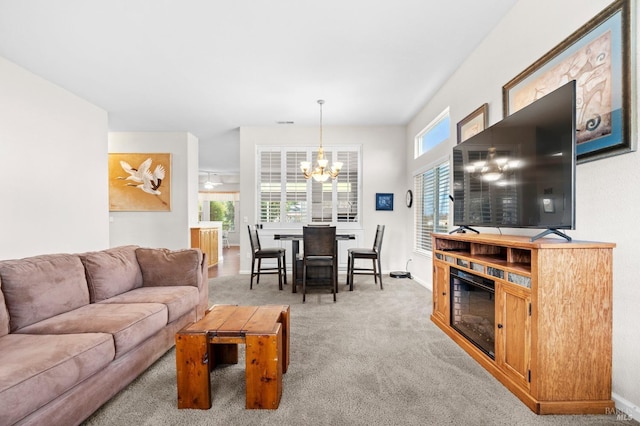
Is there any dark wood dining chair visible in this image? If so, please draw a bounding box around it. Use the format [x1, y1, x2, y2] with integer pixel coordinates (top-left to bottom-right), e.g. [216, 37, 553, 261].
[248, 225, 287, 290]
[302, 225, 337, 303]
[347, 224, 385, 291]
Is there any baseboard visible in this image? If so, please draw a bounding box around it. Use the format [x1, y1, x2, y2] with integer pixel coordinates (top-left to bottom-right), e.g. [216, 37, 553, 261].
[410, 276, 428, 288]
[612, 392, 639, 421]
[237, 269, 428, 290]
[238, 269, 385, 276]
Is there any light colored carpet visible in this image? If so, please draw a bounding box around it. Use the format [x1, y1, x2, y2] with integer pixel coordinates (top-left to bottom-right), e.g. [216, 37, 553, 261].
[83, 275, 632, 425]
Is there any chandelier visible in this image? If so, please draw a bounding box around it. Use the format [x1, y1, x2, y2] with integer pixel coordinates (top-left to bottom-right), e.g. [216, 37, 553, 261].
[300, 100, 343, 182]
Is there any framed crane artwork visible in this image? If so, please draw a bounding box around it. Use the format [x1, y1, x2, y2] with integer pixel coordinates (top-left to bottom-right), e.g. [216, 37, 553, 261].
[108, 153, 171, 211]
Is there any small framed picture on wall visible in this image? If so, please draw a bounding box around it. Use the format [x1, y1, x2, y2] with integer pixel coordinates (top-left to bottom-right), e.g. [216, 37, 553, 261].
[457, 104, 488, 144]
[375, 193, 394, 211]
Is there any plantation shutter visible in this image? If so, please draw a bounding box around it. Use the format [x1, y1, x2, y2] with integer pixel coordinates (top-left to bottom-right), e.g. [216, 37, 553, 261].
[436, 163, 450, 233]
[259, 150, 282, 223]
[257, 146, 361, 225]
[336, 150, 358, 222]
[285, 151, 308, 223]
[415, 161, 450, 252]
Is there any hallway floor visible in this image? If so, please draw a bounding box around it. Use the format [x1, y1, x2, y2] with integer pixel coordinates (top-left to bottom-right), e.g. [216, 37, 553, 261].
[209, 246, 240, 278]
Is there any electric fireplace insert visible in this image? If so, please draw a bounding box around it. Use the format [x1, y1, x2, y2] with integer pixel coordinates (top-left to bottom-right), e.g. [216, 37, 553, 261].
[450, 267, 495, 359]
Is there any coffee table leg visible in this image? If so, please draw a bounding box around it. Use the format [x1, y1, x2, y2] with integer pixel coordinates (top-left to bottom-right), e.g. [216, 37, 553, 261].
[245, 325, 283, 409]
[176, 332, 211, 409]
[280, 306, 290, 374]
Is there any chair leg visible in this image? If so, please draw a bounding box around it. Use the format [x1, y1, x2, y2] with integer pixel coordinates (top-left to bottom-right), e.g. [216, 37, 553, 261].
[346, 254, 350, 288]
[378, 257, 383, 290]
[332, 265, 337, 302]
[347, 254, 351, 291]
[283, 253, 288, 285]
[250, 257, 256, 290]
[345, 253, 350, 287]
[256, 259, 262, 284]
[302, 263, 307, 303]
[334, 255, 338, 295]
[372, 259, 378, 284]
[277, 256, 283, 290]
[348, 254, 354, 291]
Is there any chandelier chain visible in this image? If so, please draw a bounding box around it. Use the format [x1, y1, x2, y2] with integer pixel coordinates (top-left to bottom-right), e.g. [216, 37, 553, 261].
[299, 99, 342, 182]
[318, 99, 323, 150]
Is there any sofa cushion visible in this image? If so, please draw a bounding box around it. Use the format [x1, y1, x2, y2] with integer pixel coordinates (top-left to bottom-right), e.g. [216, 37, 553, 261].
[136, 248, 202, 288]
[79, 245, 143, 302]
[0, 254, 90, 332]
[0, 277, 9, 337]
[0, 333, 114, 426]
[15, 303, 167, 358]
[99, 286, 199, 323]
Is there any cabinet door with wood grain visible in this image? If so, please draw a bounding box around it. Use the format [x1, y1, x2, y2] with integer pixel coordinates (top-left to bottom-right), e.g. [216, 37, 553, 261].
[191, 227, 219, 267]
[496, 282, 531, 390]
[432, 261, 449, 323]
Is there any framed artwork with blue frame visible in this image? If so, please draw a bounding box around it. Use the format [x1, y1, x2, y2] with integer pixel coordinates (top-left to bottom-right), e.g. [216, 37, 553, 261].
[502, 0, 635, 163]
[376, 193, 394, 211]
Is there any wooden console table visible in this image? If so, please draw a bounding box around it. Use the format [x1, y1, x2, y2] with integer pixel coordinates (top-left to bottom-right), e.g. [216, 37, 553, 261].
[431, 232, 615, 415]
[175, 304, 290, 410]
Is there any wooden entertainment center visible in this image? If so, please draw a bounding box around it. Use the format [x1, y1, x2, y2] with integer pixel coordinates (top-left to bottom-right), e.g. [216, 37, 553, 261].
[431, 232, 615, 414]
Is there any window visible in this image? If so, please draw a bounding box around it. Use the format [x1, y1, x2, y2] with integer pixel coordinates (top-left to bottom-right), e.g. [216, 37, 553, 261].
[198, 192, 239, 231]
[415, 108, 450, 157]
[335, 150, 358, 222]
[284, 151, 308, 223]
[259, 150, 283, 222]
[258, 146, 360, 226]
[415, 160, 450, 252]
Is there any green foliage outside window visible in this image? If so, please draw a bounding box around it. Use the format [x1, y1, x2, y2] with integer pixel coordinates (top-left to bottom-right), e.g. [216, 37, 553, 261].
[209, 201, 235, 231]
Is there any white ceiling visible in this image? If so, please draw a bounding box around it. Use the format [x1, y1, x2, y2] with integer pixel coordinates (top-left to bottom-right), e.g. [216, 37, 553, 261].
[0, 0, 518, 176]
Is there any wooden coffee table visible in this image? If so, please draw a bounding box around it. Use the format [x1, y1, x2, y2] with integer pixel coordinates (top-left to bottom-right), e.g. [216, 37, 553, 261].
[175, 304, 290, 410]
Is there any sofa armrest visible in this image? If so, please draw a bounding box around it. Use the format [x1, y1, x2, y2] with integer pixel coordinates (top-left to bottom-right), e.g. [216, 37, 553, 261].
[197, 252, 209, 320]
[135, 248, 208, 320]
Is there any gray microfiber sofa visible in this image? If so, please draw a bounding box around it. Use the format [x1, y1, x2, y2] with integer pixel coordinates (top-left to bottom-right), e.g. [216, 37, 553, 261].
[0, 245, 209, 426]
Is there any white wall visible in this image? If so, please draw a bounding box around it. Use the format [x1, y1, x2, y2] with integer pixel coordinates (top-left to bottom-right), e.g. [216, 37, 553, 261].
[108, 132, 199, 249]
[186, 133, 200, 227]
[0, 56, 109, 260]
[239, 125, 407, 274]
[406, 0, 640, 416]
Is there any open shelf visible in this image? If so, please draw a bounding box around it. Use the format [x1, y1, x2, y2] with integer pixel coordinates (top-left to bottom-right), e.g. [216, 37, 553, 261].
[435, 238, 532, 277]
[434, 239, 470, 253]
[509, 248, 532, 264]
[471, 242, 506, 259]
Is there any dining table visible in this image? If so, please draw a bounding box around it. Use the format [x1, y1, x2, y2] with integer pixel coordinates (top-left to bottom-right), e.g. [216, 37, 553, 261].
[273, 233, 356, 293]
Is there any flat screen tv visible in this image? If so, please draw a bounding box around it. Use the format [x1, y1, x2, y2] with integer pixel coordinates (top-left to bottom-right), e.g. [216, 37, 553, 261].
[452, 80, 576, 241]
